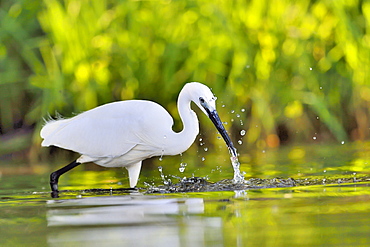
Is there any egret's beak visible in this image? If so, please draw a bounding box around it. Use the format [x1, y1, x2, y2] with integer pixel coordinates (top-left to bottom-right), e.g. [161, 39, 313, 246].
[200, 100, 237, 157]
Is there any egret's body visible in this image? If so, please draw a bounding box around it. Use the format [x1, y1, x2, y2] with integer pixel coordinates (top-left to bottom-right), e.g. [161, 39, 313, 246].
[41, 82, 236, 197]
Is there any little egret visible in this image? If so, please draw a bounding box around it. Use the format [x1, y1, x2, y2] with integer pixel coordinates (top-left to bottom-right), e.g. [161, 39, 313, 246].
[41, 82, 237, 197]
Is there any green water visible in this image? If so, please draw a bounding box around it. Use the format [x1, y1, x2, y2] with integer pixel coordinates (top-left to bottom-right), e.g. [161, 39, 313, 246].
[1, 143, 370, 246]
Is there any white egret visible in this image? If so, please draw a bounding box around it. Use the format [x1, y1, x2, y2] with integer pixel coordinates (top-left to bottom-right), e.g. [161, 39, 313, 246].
[41, 82, 237, 197]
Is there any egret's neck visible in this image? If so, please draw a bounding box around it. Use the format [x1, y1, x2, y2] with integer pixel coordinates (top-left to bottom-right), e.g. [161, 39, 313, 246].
[165, 89, 199, 155]
[178, 90, 199, 139]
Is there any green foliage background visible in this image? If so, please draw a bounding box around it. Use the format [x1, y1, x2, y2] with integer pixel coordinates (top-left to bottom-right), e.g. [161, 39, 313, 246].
[1, 0, 370, 158]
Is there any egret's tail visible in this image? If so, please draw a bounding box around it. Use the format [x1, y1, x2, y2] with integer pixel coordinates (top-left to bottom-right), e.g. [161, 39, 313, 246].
[40, 119, 70, 147]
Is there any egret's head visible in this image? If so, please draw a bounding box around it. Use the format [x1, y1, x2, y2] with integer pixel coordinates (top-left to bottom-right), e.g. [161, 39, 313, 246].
[184, 82, 217, 116]
[182, 82, 237, 157]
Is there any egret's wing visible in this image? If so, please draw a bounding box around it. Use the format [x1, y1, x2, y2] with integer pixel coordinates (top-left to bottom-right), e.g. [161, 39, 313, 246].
[41, 116, 139, 157]
[40, 101, 174, 158]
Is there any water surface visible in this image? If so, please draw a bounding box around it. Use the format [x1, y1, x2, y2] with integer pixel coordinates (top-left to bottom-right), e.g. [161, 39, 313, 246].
[1, 142, 370, 246]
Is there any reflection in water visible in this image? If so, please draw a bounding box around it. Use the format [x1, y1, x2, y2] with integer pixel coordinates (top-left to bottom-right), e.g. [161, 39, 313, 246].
[46, 194, 223, 246]
[2, 180, 370, 246]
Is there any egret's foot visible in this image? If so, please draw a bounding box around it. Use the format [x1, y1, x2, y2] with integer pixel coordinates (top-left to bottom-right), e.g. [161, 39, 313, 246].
[51, 190, 59, 198]
[50, 172, 59, 191]
[50, 174, 59, 198]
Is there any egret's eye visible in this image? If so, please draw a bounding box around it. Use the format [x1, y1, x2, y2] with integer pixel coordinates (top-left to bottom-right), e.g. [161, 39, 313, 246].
[199, 97, 205, 104]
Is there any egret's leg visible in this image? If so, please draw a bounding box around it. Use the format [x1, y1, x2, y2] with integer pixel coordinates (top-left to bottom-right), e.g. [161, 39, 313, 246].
[126, 161, 142, 188]
[50, 160, 81, 195]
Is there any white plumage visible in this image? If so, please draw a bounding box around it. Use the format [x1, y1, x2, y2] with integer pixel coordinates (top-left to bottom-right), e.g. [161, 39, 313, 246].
[41, 82, 235, 193]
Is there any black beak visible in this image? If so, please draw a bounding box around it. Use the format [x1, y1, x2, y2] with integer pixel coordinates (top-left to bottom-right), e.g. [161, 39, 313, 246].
[200, 100, 237, 157]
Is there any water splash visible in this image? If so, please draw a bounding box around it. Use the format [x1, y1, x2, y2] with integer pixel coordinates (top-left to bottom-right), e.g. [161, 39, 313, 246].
[231, 156, 245, 183]
[158, 166, 171, 185]
[158, 166, 165, 179]
[228, 147, 245, 184]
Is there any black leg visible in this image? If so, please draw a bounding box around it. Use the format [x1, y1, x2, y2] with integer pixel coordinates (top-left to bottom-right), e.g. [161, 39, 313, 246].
[50, 160, 81, 198]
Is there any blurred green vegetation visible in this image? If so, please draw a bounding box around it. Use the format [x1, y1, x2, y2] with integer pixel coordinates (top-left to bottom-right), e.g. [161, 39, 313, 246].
[1, 0, 370, 160]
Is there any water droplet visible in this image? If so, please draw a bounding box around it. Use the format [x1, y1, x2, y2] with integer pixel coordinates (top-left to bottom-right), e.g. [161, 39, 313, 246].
[240, 120, 244, 126]
[241, 108, 245, 112]
[222, 104, 225, 108]
[199, 138, 202, 142]
[179, 162, 187, 173]
[240, 130, 246, 136]
[262, 150, 266, 153]
[310, 67, 313, 70]
[238, 140, 243, 145]
[201, 157, 205, 161]
[319, 86, 323, 90]
[316, 116, 319, 120]
[159, 157, 163, 161]
[341, 141, 345, 144]
[200, 142, 204, 146]
[204, 147, 208, 151]
[231, 110, 235, 113]
[313, 136, 317, 140]
[163, 135, 167, 139]
[236, 114, 240, 118]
